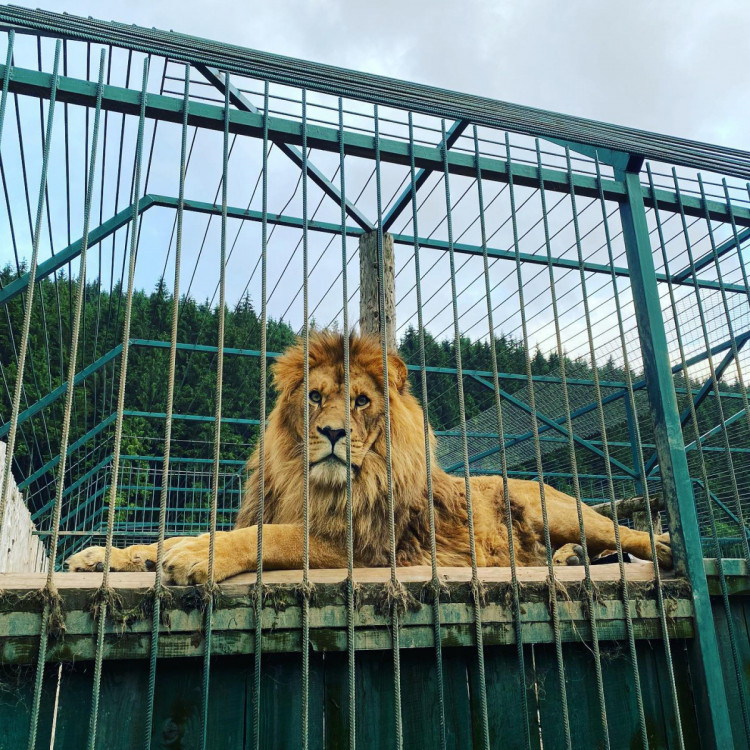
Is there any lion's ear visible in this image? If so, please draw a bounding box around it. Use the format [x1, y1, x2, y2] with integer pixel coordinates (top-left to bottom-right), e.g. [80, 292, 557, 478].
[271, 341, 305, 394]
[387, 352, 409, 393]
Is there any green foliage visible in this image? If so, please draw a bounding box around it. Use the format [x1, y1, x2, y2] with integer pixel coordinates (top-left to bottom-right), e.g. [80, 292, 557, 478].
[2, 267, 747, 544]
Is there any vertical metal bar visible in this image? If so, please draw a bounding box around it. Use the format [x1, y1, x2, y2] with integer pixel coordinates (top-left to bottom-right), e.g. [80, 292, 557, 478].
[698, 175, 750, 438]
[646, 163, 748, 745]
[373, 104, 403, 750]
[442, 119, 489, 750]
[595, 154, 684, 750]
[724, 179, 750, 300]
[620, 165, 733, 749]
[475, 128, 530, 748]
[87, 54, 150, 750]
[535, 139, 609, 749]
[252, 79, 270, 750]
[143, 62, 190, 748]
[26, 44, 105, 750]
[671, 171, 750, 566]
[505, 132, 572, 750]
[412, 112, 448, 750]
[200, 69, 231, 750]
[301, 87, 311, 750]
[0, 31, 55, 540]
[564, 146, 648, 748]
[339, 97, 357, 750]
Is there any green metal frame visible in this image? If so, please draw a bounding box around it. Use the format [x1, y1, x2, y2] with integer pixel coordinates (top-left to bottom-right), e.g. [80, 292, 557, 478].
[620, 165, 733, 747]
[1, 8, 749, 748]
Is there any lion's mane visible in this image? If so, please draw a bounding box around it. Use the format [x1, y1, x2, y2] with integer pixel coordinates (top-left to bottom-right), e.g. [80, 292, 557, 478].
[236, 332, 542, 567]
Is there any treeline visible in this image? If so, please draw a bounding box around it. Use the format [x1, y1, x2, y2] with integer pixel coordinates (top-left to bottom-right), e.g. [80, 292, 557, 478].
[1, 268, 747, 536]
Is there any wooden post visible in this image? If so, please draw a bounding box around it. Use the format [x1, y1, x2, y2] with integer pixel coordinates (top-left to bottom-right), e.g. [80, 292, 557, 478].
[359, 230, 396, 350]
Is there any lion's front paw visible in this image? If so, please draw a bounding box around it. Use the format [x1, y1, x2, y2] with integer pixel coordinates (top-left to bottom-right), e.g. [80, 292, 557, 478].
[162, 530, 255, 585]
[66, 545, 109, 572]
[65, 545, 151, 572]
[552, 543, 585, 566]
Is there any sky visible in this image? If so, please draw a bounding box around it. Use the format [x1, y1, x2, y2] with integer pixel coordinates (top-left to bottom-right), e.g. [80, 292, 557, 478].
[30, 0, 750, 151]
[2, 0, 749, 373]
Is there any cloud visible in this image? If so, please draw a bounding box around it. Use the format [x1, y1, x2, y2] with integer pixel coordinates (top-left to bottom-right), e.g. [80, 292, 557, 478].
[33, 0, 750, 148]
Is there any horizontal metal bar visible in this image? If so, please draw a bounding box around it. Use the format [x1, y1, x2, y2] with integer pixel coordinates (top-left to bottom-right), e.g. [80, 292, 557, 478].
[692, 478, 750, 537]
[2, 62, 749, 227]
[393, 232, 749, 295]
[4, 187, 745, 310]
[445, 373, 638, 478]
[644, 340, 743, 473]
[123, 409, 260, 426]
[152, 197, 750, 294]
[17, 414, 117, 492]
[30, 454, 113, 521]
[3, 6, 750, 179]
[119, 454, 246, 465]
[683, 407, 747, 453]
[456, 328, 750, 470]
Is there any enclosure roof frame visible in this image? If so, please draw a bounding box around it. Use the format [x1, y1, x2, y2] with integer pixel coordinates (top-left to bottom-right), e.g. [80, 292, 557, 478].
[2, 5, 750, 180]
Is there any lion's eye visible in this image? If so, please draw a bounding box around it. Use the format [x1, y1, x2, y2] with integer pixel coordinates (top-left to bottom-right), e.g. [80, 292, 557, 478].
[355, 394, 370, 408]
[309, 390, 322, 404]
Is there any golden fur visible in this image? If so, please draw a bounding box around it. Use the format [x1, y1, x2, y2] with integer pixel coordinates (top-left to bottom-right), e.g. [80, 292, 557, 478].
[66, 332, 671, 582]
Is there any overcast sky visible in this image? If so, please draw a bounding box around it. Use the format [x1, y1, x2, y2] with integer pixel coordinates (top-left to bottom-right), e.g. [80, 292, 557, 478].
[29, 0, 750, 152]
[2, 0, 748, 372]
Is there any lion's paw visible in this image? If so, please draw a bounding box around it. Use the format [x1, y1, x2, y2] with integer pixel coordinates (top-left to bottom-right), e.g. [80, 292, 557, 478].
[552, 543, 585, 566]
[655, 533, 672, 569]
[162, 531, 252, 585]
[65, 545, 152, 572]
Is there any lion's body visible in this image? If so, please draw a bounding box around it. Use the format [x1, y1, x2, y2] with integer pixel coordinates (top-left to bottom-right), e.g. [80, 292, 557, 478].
[66, 332, 671, 581]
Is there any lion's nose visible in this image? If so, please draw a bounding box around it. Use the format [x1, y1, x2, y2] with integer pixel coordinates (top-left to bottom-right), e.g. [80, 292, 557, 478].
[317, 425, 346, 446]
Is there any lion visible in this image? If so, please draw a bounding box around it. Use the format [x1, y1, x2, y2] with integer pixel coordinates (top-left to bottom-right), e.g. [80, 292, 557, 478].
[66, 331, 672, 582]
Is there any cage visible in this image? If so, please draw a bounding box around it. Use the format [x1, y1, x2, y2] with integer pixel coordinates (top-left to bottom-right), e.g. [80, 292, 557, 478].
[0, 6, 749, 749]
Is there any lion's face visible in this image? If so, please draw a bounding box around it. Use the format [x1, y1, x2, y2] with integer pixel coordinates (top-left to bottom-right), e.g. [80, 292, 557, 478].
[271, 332, 409, 489]
[304, 363, 384, 486]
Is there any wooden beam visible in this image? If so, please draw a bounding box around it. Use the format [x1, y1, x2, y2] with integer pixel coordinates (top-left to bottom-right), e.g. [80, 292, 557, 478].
[0, 564, 695, 664]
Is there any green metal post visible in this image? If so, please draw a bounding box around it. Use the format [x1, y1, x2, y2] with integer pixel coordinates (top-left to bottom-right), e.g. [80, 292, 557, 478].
[619, 166, 733, 749]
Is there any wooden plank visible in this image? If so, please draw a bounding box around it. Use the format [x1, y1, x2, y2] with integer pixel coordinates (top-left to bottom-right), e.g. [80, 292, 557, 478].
[469, 645, 540, 750]
[533, 644, 573, 750]
[0, 663, 55, 749]
[521, 640, 694, 749]
[322, 651, 351, 747]
[401, 648, 472, 749]
[0, 564, 696, 663]
[353, 651, 397, 748]
[636, 640, 701, 750]
[552, 643, 607, 749]
[256, 652, 324, 749]
[0, 561, 675, 589]
[148, 656, 249, 749]
[711, 596, 750, 747]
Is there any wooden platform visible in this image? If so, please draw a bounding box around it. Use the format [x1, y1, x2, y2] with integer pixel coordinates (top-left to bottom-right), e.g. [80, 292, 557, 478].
[0, 562, 707, 664]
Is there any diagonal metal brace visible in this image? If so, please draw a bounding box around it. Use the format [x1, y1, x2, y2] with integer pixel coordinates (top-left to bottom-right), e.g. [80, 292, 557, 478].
[382, 118, 468, 231]
[644, 337, 746, 474]
[444, 373, 638, 478]
[672, 227, 750, 284]
[195, 64, 374, 231]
